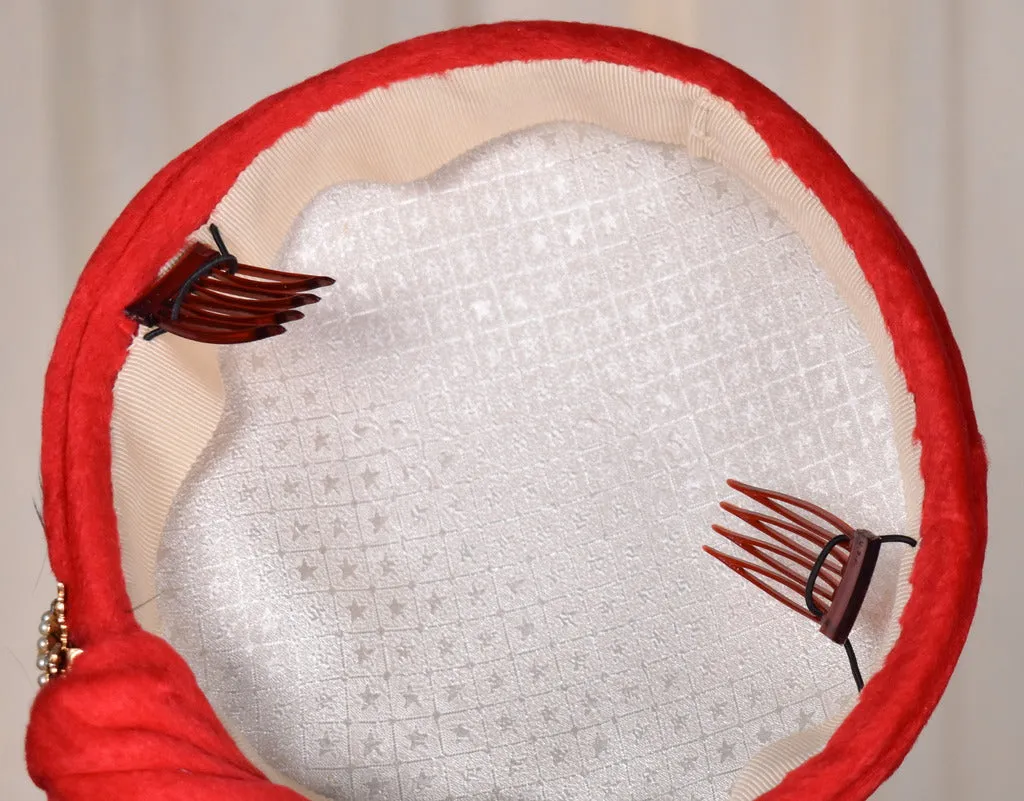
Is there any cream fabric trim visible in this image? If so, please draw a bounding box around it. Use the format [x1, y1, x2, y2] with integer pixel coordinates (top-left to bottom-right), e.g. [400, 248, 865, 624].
[110, 333, 222, 630]
[109, 59, 922, 800]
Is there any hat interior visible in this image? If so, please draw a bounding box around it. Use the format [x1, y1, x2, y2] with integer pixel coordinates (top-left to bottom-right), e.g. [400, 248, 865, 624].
[108, 60, 922, 801]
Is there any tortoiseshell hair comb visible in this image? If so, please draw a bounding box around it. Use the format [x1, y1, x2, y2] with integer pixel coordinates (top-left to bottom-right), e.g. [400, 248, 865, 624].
[704, 479, 917, 690]
[125, 224, 334, 344]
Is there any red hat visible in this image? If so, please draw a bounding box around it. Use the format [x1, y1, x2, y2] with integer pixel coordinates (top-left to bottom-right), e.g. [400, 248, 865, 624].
[28, 21, 986, 801]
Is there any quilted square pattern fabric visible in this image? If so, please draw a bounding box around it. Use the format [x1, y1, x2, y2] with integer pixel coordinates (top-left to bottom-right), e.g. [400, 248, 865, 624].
[156, 123, 905, 801]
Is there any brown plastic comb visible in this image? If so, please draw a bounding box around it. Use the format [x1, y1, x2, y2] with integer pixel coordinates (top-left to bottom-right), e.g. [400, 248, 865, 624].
[125, 225, 334, 344]
[704, 479, 916, 690]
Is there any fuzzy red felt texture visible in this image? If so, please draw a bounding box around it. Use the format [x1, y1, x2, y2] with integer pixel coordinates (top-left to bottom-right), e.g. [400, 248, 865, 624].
[26, 630, 306, 800]
[28, 19, 985, 801]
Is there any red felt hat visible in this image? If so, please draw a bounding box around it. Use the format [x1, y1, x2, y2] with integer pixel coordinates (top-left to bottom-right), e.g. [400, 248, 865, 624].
[27, 21, 985, 801]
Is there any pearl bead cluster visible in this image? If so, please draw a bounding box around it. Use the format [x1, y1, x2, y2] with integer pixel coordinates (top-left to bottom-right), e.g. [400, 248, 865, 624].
[36, 582, 81, 687]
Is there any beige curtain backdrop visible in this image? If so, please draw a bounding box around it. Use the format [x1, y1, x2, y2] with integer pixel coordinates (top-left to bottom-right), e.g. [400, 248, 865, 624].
[1, 1, 1019, 799]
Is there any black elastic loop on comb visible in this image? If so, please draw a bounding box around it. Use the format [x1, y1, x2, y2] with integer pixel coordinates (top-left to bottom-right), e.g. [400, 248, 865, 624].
[805, 534, 849, 618]
[804, 533, 917, 693]
[209, 223, 231, 260]
[844, 639, 864, 692]
[877, 534, 919, 547]
[142, 326, 169, 341]
[144, 224, 236, 341]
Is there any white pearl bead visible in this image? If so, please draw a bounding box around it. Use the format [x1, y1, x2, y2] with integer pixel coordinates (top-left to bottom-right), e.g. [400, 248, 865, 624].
[37, 674, 49, 687]
[41, 611, 52, 623]
[38, 621, 51, 635]
[36, 656, 49, 671]
[36, 637, 49, 651]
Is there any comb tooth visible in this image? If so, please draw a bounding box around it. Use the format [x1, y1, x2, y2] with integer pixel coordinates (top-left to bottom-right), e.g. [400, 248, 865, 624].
[723, 502, 831, 549]
[233, 263, 337, 287]
[711, 524, 838, 594]
[173, 307, 304, 330]
[726, 484, 850, 550]
[248, 324, 289, 341]
[720, 502, 845, 579]
[204, 271, 333, 296]
[192, 284, 321, 311]
[726, 479, 855, 541]
[157, 320, 288, 344]
[703, 546, 822, 620]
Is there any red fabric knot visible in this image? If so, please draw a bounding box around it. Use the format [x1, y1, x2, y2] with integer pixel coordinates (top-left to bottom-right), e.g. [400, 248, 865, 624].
[26, 628, 303, 801]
